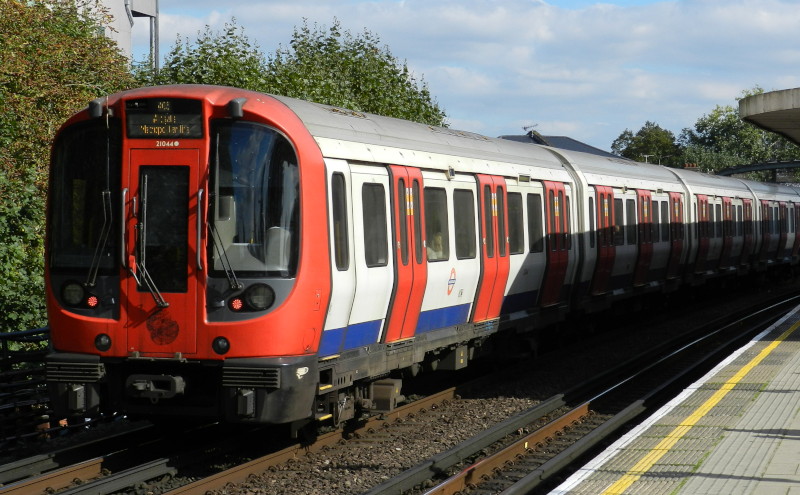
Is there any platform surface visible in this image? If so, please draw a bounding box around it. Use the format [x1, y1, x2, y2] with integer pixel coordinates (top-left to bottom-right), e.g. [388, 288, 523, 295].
[552, 305, 800, 495]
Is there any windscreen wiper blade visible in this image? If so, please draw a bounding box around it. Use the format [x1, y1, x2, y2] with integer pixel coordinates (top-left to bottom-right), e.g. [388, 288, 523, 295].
[130, 174, 169, 308]
[208, 217, 243, 290]
[85, 190, 112, 287]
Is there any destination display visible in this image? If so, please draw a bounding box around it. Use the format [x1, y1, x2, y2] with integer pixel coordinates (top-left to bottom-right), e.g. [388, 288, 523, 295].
[126, 98, 203, 139]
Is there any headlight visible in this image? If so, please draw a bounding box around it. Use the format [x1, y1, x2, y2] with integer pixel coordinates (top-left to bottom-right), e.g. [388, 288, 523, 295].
[62, 282, 85, 306]
[245, 284, 275, 311]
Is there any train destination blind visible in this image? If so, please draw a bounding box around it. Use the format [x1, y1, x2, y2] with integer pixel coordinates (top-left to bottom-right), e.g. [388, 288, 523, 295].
[126, 98, 203, 139]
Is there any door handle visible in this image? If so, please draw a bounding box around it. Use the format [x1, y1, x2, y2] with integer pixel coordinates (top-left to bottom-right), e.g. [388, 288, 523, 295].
[120, 188, 128, 269]
[197, 188, 204, 271]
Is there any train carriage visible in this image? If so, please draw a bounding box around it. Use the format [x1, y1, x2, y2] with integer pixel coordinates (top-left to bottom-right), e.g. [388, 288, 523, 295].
[45, 85, 800, 427]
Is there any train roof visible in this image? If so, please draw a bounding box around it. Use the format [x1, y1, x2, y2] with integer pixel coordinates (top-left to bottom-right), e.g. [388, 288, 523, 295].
[272, 95, 572, 179]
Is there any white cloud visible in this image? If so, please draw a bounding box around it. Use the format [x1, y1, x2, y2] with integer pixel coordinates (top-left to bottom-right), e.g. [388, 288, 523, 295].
[129, 0, 800, 150]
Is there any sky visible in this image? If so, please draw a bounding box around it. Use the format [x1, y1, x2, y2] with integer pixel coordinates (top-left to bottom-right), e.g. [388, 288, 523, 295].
[130, 0, 800, 152]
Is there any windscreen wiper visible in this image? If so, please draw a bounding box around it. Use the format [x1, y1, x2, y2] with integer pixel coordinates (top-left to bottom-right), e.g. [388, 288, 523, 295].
[85, 190, 112, 288]
[208, 216, 243, 290]
[130, 174, 169, 308]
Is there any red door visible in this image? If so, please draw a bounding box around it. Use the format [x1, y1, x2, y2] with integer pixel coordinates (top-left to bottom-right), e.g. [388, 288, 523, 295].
[793, 203, 800, 258]
[540, 181, 568, 307]
[694, 195, 710, 273]
[384, 166, 427, 342]
[741, 199, 754, 266]
[719, 197, 733, 269]
[666, 192, 683, 279]
[779, 202, 789, 259]
[125, 149, 200, 356]
[471, 175, 510, 322]
[591, 186, 615, 294]
[633, 189, 653, 285]
[760, 200, 773, 262]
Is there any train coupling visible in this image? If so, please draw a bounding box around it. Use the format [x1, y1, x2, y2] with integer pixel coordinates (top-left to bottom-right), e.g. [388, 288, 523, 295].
[126, 374, 186, 400]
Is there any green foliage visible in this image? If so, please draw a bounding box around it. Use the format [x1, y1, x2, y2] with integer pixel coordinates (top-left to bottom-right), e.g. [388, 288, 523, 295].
[679, 87, 800, 173]
[611, 121, 682, 166]
[611, 87, 800, 175]
[139, 18, 447, 126]
[138, 20, 269, 90]
[0, 0, 135, 331]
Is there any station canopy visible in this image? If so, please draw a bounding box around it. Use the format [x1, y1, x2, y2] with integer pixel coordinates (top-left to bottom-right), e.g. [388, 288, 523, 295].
[739, 88, 800, 146]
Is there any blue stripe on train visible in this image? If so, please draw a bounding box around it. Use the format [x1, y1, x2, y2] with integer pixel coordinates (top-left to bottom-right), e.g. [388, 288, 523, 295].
[414, 303, 472, 334]
[319, 320, 382, 356]
[500, 290, 537, 314]
[319, 304, 473, 356]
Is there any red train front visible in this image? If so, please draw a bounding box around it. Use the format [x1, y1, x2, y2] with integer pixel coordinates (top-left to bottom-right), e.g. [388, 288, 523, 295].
[46, 85, 331, 423]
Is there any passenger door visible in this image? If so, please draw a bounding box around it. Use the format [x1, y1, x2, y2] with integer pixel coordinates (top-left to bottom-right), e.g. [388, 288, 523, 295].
[633, 189, 653, 285]
[385, 166, 427, 342]
[694, 194, 710, 273]
[591, 186, 615, 294]
[125, 149, 200, 356]
[541, 181, 568, 306]
[666, 192, 684, 279]
[472, 175, 510, 322]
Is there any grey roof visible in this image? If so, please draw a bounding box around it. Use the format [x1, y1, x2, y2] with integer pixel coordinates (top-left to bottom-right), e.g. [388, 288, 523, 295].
[498, 131, 622, 160]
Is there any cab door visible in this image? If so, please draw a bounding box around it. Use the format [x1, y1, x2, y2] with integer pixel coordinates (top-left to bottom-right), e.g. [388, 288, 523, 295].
[125, 149, 200, 355]
[471, 175, 510, 322]
[384, 166, 427, 342]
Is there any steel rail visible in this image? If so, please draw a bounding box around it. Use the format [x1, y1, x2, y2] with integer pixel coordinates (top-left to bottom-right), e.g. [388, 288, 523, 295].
[368, 294, 800, 495]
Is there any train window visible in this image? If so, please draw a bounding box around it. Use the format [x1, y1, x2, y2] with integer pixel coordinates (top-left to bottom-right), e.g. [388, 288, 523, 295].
[737, 205, 743, 236]
[362, 183, 389, 267]
[661, 201, 669, 241]
[497, 187, 507, 257]
[139, 166, 189, 292]
[548, 190, 557, 251]
[626, 199, 636, 245]
[527, 193, 544, 253]
[508, 193, 524, 254]
[413, 181, 423, 264]
[652, 200, 660, 243]
[715, 204, 722, 238]
[564, 194, 572, 250]
[774, 206, 780, 234]
[209, 121, 299, 277]
[454, 189, 477, 259]
[589, 199, 596, 249]
[50, 119, 121, 271]
[613, 198, 624, 246]
[332, 173, 349, 271]
[424, 187, 450, 261]
[484, 186, 495, 258]
[398, 179, 409, 266]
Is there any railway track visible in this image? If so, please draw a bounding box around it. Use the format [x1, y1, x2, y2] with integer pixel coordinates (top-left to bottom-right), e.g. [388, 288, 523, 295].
[371, 294, 800, 495]
[2, 285, 798, 495]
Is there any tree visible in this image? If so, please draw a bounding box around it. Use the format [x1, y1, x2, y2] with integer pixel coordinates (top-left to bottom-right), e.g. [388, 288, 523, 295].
[140, 18, 447, 127]
[0, 0, 135, 331]
[679, 87, 800, 173]
[138, 20, 269, 90]
[611, 121, 682, 166]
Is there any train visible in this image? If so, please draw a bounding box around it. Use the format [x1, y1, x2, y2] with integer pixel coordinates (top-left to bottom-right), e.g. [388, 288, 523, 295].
[45, 84, 800, 427]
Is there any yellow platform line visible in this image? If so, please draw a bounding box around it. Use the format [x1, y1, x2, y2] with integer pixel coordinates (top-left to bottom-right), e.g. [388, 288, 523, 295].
[601, 319, 800, 495]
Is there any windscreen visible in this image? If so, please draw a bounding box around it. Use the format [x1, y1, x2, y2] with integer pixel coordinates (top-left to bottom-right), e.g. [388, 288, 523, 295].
[49, 119, 121, 271]
[209, 120, 299, 277]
